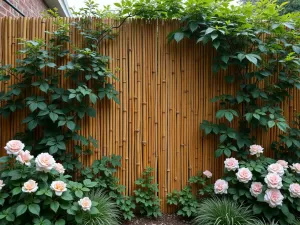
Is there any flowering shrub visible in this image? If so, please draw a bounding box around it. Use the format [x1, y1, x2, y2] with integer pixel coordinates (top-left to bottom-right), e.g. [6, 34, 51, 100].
[0, 140, 103, 225]
[214, 145, 300, 225]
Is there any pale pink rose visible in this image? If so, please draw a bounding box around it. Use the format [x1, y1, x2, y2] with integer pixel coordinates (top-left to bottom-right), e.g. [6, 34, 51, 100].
[4, 140, 25, 155]
[264, 173, 282, 189]
[224, 158, 239, 171]
[22, 179, 38, 193]
[54, 163, 65, 174]
[268, 163, 284, 176]
[249, 144, 264, 156]
[277, 160, 288, 170]
[290, 163, 300, 174]
[16, 150, 34, 166]
[264, 189, 284, 208]
[0, 180, 5, 191]
[250, 182, 263, 197]
[50, 181, 67, 196]
[203, 170, 212, 178]
[289, 183, 300, 198]
[35, 153, 56, 172]
[78, 197, 92, 211]
[214, 179, 228, 194]
[236, 168, 252, 183]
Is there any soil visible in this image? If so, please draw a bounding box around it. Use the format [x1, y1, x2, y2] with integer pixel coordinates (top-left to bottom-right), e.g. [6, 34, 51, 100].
[122, 214, 191, 225]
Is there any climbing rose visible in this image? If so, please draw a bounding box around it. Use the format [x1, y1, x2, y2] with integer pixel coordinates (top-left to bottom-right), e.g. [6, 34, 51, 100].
[0, 180, 5, 191]
[249, 144, 264, 156]
[224, 158, 239, 171]
[16, 150, 34, 166]
[203, 170, 212, 178]
[264, 173, 282, 189]
[264, 189, 284, 208]
[50, 181, 67, 196]
[277, 160, 288, 170]
[54, 163, 65, 174]
[35, 153, 56, 172]
[214, 179, 228, 194]
[22, 179, 38, 193]
[267, 163, 284, 176]
[236, 168, 252, 183]
[290, 163, 300, 174]
[289, 183, 300, 198]
[250, 182, 263, 197]
[78, 197, 92, 211]
[4, 140, 25, 155]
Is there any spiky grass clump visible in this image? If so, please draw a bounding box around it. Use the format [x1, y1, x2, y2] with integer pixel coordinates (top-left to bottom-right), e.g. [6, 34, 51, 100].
[192, 197, 257, 225]
[255, 220, 279, 225]
[82, 189, 120, 225]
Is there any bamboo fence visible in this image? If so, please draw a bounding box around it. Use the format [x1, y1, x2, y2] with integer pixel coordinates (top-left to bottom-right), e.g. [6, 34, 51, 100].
[0, 17, 299, 212]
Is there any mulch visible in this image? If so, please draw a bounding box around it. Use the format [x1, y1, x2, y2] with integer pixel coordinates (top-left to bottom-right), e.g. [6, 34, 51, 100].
[122, 214, 191, 225]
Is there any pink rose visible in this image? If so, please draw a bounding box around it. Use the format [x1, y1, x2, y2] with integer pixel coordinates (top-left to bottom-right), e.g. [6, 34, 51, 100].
[35, 153, 56, 172]
[54, 163, 65, 174]
[16, 150, 34, 166]
[224, 158, 239, 171]
[289, 183, 300, 198]
[264, 173, 282, 189]
[290, 163, 300, 174]
[264, 189, 284, 208]
[203, 170, 212, 178]
[78, 197, 92, 211]
[267, 163, 284, 176]
[249, 144, 264, 156]
[250, 182, 263, 197]
[277, 160, 288, 169]
[0, 180, 5, 191]
[236, 168, 252, 183]
[214, 179, 228, 194]
[50, 181, 67, 196]
[4, 140, 25, 155]
[22, 179, 38, 193]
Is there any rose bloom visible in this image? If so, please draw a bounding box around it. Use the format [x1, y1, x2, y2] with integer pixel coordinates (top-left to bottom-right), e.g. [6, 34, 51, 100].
[290, 163, 300, 174]
[289, 183, 300, 198]
[4, 140, 25, 155]
[54, 163, 65, 174]
[35, 153, 56, 172]
[51, 181, 67, 196]
[0, 180, 5, 191]
[250, 182, 263, 198]
[203, 170, 212, 178]
[267, 163, 284, 176]
[22, 179, 38, 193]
[264, 189, 284, 208]
[249, 144, 264, 156]
[277, 160, 288, 170]
[264, 173, 282, 189]
[78, 197, 92, 211]
[214, 179, 228, 194]
[236, 168, 252, 183]
[16, 150, 34, 166]
[224, 158, 239, 171]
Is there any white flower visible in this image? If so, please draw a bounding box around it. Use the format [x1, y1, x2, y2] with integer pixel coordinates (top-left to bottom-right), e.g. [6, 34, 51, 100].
[22, 179, 38, 193]
[50, 181, 67, 196]
[250, 182, 263, 198]
[35, 153, 56, 172]
[224, 158, 239, 171]
[54, 163, 65, 174]
[16, 150, 34, 166]
[0, 180, 5, 191]
[236, 168, 252, 183]
[267, 163, 284, 176]
[249, 144, 264, 156]
[203, 170, 212, 178]
[276, 160, 288, 170]
[264, 173, 282, 189]
[290, 163, 300, 174]
[214, 179, 228, 194]
[264, 189, 284, 208]
[78, 197, 92, 211]
[4, 140, 25, 155]
[289, 183, 300, 198]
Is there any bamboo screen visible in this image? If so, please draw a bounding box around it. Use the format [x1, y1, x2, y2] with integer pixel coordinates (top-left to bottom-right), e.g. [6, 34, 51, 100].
[0, 17, 299, 212]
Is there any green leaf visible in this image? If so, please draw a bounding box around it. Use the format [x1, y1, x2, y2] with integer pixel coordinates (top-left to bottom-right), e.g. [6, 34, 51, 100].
[245, 54, 258, 65]
[174, 32, 184, 43]
[16, 204, 27, 217]
[29, 204, 40, 216]
[55, 219, 66, 225]
[12, 187, 21, 196]
[267, 120, 275, 128]
[46, 62, 56, 68]
[225, 112, 233, 122]
[67, 121, 76, 131]
[49, 112, 58, 122]
[189, 22, 198, 32]
[50, 201, 60, 213]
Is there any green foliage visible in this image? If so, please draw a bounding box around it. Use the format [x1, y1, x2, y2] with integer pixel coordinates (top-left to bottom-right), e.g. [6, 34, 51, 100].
[134, 167, 162, 218]
[192, 197, 258, 225]
[167, 171, 213, 218]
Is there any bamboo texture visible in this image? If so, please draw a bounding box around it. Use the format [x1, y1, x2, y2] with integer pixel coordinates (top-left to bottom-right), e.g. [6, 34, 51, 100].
[0, 17, 299, 212]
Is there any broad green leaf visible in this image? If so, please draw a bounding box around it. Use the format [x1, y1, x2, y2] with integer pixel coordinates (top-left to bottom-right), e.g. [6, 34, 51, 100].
[16, 204, 27, 217]
[29, 204, 40, 216]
